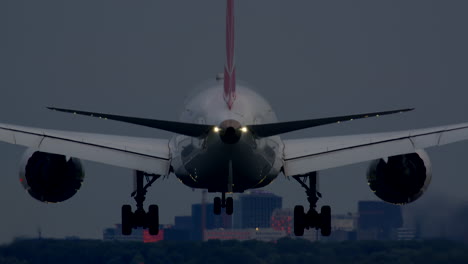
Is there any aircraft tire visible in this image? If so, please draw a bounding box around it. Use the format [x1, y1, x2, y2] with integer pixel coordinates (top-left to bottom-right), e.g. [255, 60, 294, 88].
[122, 205, 133, 236]
[148, 204, 159, 235]
[320, 205, 331, 237]
[226, 197, 234, 215]
[294, 205, 305, 236]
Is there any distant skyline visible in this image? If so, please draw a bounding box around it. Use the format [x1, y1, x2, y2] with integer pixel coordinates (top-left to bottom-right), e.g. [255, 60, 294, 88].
[2, 0, 468, 244]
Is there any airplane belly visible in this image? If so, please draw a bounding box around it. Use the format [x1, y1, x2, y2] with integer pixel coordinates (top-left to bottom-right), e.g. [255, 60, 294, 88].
[171, 134, 283, 192]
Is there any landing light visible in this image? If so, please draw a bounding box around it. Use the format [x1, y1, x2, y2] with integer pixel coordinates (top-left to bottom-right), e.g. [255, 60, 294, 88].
[240, 127, 248, 133]
[214, 127, 221, 133]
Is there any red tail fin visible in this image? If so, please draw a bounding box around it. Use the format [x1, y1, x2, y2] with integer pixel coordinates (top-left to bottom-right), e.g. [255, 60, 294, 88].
[224, 0, 236, 110]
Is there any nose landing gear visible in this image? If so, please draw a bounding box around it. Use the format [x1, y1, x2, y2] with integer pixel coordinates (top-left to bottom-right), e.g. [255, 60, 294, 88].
[293, 172, 331, 237]
[121, 171, 161, 236]
[213, 192, 233, 215]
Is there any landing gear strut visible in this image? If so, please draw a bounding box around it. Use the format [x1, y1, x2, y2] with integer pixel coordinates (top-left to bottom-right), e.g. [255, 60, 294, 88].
[293, 172, 331, 237]
[122, 171, 161, 236]
[213, 192, 233, 215]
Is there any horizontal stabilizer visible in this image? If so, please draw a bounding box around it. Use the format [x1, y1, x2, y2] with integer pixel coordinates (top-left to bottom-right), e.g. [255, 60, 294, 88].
[248, 108, 414, 137]
[48, 107, 413, 139]
[47, 107, 213, 138]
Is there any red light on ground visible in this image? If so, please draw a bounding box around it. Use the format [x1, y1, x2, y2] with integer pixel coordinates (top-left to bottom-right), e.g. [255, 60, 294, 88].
[143, 229, 164, 243]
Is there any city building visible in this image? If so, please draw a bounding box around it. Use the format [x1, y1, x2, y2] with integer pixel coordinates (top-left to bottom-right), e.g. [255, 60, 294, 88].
[357, 201, 403, 240]
[103, 224, 164, 243]
[271, 208, 293, 235]
[332, 213, 357, 232]
[174, 216, 192, 230]
[392, 227, 416, 240]
[191, 203, 232, 240]
[103, 199, 409, 242]
[318, 213, 358, 241]
[235, 191, 282, 229]
[205, 228, 286, 242]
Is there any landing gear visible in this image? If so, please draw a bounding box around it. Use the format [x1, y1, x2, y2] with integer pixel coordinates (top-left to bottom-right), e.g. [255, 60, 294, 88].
[320, 205, 331, 236]
[121, 205, 133, 236]
[226, 197, 233, 215]
[121, 171, 161, 236]
[293, 172, 332, 237]
[213, 192, 233, 215]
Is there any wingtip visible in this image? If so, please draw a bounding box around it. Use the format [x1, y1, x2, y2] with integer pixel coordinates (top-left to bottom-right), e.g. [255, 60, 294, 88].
[397, 108, 414, 113]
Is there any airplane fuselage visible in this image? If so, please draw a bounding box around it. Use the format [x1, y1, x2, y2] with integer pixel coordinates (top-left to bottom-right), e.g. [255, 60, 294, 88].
[170, 82, 284, 192]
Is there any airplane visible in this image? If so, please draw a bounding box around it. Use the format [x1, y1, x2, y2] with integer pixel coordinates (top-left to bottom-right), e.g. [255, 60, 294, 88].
[2, 0, 468, 237]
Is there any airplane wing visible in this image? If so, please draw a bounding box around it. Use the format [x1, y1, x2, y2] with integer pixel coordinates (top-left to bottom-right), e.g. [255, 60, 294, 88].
[282, 122, 468, 176]
[0, 123, 171, 175]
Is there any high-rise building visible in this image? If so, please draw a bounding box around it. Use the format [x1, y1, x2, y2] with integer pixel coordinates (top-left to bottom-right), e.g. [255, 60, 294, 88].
[236, 191, 282, 229]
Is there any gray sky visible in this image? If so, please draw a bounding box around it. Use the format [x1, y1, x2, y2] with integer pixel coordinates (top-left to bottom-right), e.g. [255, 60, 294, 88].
[1, 0, 468, 243]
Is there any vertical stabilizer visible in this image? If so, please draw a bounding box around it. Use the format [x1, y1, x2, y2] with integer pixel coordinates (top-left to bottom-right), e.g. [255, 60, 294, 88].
[224, 0, 236, 110]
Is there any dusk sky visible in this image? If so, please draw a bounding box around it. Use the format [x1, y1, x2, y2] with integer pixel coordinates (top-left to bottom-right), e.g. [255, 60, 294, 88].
[1, 0, 468, 243]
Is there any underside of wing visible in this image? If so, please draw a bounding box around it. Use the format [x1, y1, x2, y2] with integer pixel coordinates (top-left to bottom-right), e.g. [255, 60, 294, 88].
[283, 122, 468, 176]
[0, 123, 171, 175]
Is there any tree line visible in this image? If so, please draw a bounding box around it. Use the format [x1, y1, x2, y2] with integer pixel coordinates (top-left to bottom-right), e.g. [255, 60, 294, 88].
[0, 238, 467, 264]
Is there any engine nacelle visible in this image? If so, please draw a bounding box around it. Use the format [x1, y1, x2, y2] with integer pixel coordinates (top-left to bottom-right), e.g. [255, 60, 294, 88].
[367, 150, 432, 205]
[19, 149, 85, 203]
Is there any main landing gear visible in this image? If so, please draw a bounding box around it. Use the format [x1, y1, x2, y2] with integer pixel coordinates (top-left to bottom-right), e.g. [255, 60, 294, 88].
[122, 171, 161, 236]
[213, 192, 233, 215]
[293, 172, 331, 237]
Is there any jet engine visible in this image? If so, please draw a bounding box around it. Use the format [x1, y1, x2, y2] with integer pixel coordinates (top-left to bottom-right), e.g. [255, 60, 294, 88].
[367, 150, 432, 204]
[19, 149, 85, 203]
